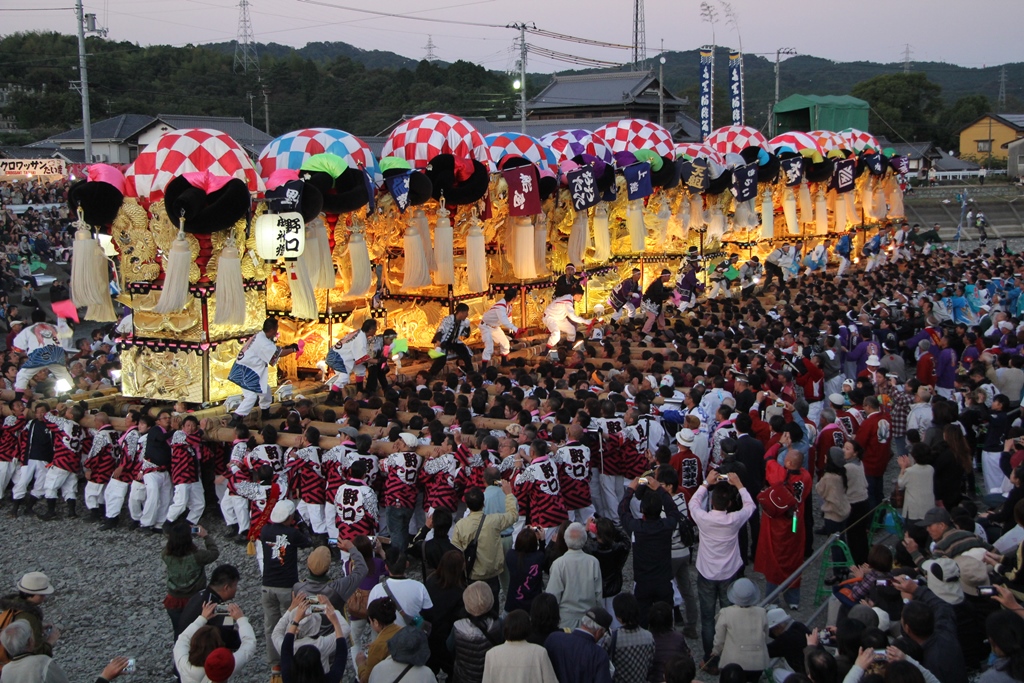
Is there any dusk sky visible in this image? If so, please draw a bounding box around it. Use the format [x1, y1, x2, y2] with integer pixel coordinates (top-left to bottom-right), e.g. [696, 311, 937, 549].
[4, 0, 1022, 72]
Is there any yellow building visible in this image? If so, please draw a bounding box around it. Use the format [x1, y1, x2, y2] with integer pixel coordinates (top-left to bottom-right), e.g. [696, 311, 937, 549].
[958, 114, 1024, 163]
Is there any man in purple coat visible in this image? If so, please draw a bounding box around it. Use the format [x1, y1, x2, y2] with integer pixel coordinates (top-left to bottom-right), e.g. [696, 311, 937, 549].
[935, 333, 959, 399]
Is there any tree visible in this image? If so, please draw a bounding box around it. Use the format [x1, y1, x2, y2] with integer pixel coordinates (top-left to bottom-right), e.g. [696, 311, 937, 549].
[938, 94, 990, 151]
[851, 72, 943, 142]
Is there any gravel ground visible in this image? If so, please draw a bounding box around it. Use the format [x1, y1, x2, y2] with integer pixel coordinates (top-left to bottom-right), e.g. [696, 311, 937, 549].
[0, 452, 904, 683]
[0, 243, 963, 682]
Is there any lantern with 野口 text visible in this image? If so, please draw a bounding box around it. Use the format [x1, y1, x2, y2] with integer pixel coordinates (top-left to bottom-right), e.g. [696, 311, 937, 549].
[254, 212, 306, 260]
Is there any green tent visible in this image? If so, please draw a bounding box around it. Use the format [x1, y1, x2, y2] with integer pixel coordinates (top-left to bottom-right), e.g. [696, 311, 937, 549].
[772, 94, 870, 136]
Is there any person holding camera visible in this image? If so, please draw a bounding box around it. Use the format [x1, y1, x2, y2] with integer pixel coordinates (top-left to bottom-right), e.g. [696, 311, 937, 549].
[272, 593, 348, 676]
[162, 520, 220, 640]
[618, 472, 683, 626]
[174, 601, 256, 683]
[688, 469, 755, 671]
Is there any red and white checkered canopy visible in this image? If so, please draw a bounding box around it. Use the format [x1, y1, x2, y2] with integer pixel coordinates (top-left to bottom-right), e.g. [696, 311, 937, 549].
[704, 125, 769, 155]
[592, 119, 674, 157]
[538, 129, 613, 164]
[768, 131, 824, 156]
[839, 129, 881, 153]
[673, 142, 723, 164]
[125, 128, 263, 207]
[808, 130, 846, 153]
[380, 112, 488, 167]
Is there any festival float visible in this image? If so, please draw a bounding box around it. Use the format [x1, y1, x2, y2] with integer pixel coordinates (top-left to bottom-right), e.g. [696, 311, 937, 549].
[64, 111, 907, 406]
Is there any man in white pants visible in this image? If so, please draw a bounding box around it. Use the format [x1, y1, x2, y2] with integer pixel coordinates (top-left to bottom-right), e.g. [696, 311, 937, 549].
[101, 410, 143, 530]
[220, 430, 253, 538]
[38, 404, 86, 521]
[324, 319, 377, 404]
[82, 412, 118, 522]
[0, 399, 27, 503]
[11, 309, 74, 399]
[165, 416, 206, 525]
[480, 288, 519, 364]
[9, 402, 53, 517]
[228, 318, 298, 424]
[543, 291, 590, 360]
[138, 413, 173, 533]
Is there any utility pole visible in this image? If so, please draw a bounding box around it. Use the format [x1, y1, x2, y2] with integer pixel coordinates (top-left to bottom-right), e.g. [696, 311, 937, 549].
[998, 66, 1007, 111]
[773, 47, 796, 135]
[74, 0, 103, 164]
[262, 86, 270, 135]
[658, 40, 665, 127]
[902, 44, 912, 74]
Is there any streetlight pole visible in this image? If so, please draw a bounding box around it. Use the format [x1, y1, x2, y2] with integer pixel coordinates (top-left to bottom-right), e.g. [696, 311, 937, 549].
[519, 24, 527, 134]
[659, 52, 666, 127]
[773, 47, 796, 135]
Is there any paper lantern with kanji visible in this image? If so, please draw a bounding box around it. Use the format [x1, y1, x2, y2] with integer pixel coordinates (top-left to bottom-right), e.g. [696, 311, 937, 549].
[254, 212, 306, 260]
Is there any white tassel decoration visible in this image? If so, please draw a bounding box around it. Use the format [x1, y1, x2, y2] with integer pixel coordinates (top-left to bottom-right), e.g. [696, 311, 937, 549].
[592, 203, 611, 262]
[760, 187, 775, 239]
[152, 216, 192, 314]
[648, 202, 671, 249]
[534, 212, 550, 276]
[288, 256, 317, 320]
[466, 211, 487, 293]
[815, 186, 829, 235]
[844, 191, 857, 226]
[70, 210, 108, 308]
[873, 183, 888, 222]
[707, 200, 726, 239]
[676, 199, 690, 240]
[432, 200, 455, 285]
[888, 177, 905, 219]
[418, 208, 437, 275]
[306, 216, 336, 289]
[85, 256, 116, 322]
[834, 191, 847, 232]
[861, 180, 874, 220]
[783, 188, 799, 235]
[511, 215, 538, 279]
[567, 209, 588, 266]
[345, 220, 372, 297]
[797, 183, 813, 225]
[214, 239, 246, 326]
[401, 214, 431, 290]
[626, 199, 646, 252]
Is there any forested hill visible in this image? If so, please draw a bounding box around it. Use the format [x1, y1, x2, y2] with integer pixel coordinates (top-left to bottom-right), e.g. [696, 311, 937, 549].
[0, 32, 1020, 147]
[202, 40, 423, 71]
[0, 32, 515, 141]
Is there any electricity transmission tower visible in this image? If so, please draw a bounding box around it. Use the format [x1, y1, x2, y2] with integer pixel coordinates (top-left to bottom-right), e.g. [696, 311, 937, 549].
[631, 0, 646, 70]
[424, 36, 438, 63]
[234, 0, 259, 75]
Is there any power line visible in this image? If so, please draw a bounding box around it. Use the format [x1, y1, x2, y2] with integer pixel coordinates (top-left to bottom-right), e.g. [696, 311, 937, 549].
[0, 6, 74, 10]
[294, 0, 507, 29]
[524, 28, 631, 50]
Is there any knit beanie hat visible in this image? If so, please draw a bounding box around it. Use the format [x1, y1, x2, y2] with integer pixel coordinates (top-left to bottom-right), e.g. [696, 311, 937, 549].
[204, 648, 235, 682]
[463, 581, 494, 617]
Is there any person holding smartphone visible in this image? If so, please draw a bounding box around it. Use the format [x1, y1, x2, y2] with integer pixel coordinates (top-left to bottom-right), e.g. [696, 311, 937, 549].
[162, 520, 220, 641]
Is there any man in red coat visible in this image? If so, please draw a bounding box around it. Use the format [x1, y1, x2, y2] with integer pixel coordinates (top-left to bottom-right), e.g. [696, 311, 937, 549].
[854, 395, 891, 508]
[754, 449, 811, 609]
[915, 340, 937, 388]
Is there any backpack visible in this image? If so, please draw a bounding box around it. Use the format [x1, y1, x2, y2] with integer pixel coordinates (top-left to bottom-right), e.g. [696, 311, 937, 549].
[0, 608, 23, 668]
[757, 473, 799, 518]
